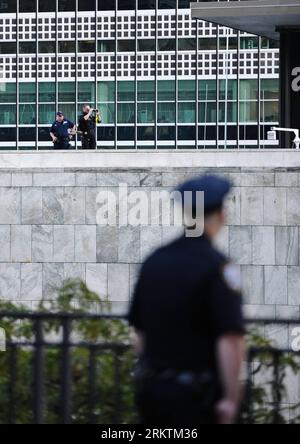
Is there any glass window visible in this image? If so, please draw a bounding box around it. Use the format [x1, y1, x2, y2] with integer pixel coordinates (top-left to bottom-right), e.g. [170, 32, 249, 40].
[98, 103, 115, 124]
[219, 80, 237, 100]
[138, 40, 156, 51]
[98, 40, 115, 52]
[19, 42, 36, 54]
[38, 0, 56, 11]
[178, 126, 196, 141]
[137, 81, 155, 101]
[178, 39, 196, 51]
[0, 43, 16, 54]
[218, 102, 237, 123]
[137, 127, 155, 140]
[198, 102, 217, 123]
[117, 81, 135, 102]
[39, 104, 56, 125]
[0, 0, 16, 12]
[98, 82, 115, 102]
[261, 79, 279, 100]
[20, 127, 36, 142]
[39, 41, 56, 54]
[19, 83, 36, 103]
[78, 41, 95, 53]
[137, 103, 155, 123]
[59, 41, 76, 53]
[78, 82, 95, 103]
[219, 37, 238, 50]
[38, 127, 52, 142]
[117, 103, 135, 123]
[158, 39, 176, 51]
[0, 128, 17, 142]
[157, 126, 175, 141]
[58, 82, 75, 102]
[0, 83, 16, 103]
[178, 80, 196, 101]
[19, 0, 35, 12]
[239, 102, 258, 123]
[98, 0, 116, 9]
[178, 103, 195, 124]
[158, 0, 176, 9]
[240, 37, 259, 50]
[158, 103, 175, 123]
[240, 80, 258, 100]
[19, 104, 36, 125]
[78, 0, 96, 10]
[158, 81, 175, 101]
[118, 0, 136, 10]
[0, 105, 16, 125]
[198, 80, 216, 101]
[199, 38, 216, 50]
[117, 127, 135, 141]
[138, 0, 156, 9]
[260, 101, 279, 122]
[261, 38, 279, 49]
[118, 40, 135, 52]
[59, 0, 76, 11]
[39, 83, 55, 102]
[58, 104, 76, 123]
[97, 126, 115, 141]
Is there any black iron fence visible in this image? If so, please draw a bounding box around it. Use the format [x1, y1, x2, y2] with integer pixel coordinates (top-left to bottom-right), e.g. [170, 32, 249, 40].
[0, 312, 300, 424]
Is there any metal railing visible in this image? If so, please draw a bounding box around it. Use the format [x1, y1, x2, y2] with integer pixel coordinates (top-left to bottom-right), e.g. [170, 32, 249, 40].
[0, 312, 299, 424]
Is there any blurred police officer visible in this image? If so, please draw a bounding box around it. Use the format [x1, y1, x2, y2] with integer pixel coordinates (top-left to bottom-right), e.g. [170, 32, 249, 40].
[128, 175, 245, 425]
[78, 104, 101, 150]
[50, 111, 76, 150]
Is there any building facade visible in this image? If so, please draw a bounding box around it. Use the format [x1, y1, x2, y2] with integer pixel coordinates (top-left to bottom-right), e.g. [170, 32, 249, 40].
[0, 0, 279, 150]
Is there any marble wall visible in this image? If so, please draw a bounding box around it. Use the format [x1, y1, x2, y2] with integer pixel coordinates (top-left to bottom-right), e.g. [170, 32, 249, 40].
[0, 167, 299, 331]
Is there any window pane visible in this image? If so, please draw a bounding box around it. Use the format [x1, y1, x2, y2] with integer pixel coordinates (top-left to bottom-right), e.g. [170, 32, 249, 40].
[117, 127, 135, 141]
[178, 126, 196, 141]
[158, 39, 176, 51]
[198, 80, 216, 101]
[0, 83, 16, 103]
[178, 38, 196, 51]
[158, 81, 175, 101]
[158, 103, 175, 123]
[219, 80, 237, 100]
[39, 0, 56, 12]
[117, 81, 135, 102]
[157, 126, 175, 141]
[178, 80, 196, 101]
[178, 103, 195, 124]
[219, 37, 238, 50]
[98, 82, 115, 102]
[57, 104, 76, 122]
[19, 83, 36, 103]
[0, 43, 16, 54]
[117, 103, 135, 123]
[137, 127, 155, 140]
[0, 128, 17, 142]
[19, 0, 35, 12]
[138, 40, 155, 51]
[117, 40, 135, 52]
[39, 41, 56, 53]
[59, 41, 76, 53]
[78, 82, 95, 103]
[59, 0, 76, 11]
[137, 81, 155, 101]
[98, 103, 115, 124]
[158, 0, 176, 9]
[261, 79, 279, 100]
[137, 103, 155, 123]
[261, 101, 279, 122]
[0, 105, 16, 124]
[98, 0, 116, 10]
[78, 0, 96, 10]
[39, 104, 56, 124]
[97, 126, 115, 141]
[19, 104, 36, 124]
[39, 83, 55, 102]
[199, 38, 216, 50]
[78, 41, 95, 52]
[19, 42, 36, 53]
[138, 0, 156, 9]
[98, 40, 115, 52]
[240, 80, 258, 100]
[198, 102, 217, 123]
[20, 127, 36, 142]
[0, 0, 16, 12]
[239, 102, 258, 123]
[58, 82, 75, 102]
[240, 37, 258, 50]
[218, 102, 237, 123]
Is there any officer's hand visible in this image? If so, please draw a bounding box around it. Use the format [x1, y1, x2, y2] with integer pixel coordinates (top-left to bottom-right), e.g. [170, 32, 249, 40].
[52, 136, 57, 143]
[215, 399, 238, 425]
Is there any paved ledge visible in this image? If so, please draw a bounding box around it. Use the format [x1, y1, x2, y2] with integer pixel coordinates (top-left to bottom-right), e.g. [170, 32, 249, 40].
[0, 150, 299, 170]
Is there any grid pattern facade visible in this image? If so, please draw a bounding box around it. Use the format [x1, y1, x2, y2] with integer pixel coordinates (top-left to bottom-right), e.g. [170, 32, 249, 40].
[0, 0, 280, 149]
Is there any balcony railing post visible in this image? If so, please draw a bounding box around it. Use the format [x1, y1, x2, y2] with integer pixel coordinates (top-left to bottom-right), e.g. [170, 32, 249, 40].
[33, 318, 45, 425]
[61, 317, 72, 425]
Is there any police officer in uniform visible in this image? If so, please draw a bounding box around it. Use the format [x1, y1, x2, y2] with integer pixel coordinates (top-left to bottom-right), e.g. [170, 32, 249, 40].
[128, 175, 246, 425]
[50, 111, 75, 150]
[78, 104, 101, 150]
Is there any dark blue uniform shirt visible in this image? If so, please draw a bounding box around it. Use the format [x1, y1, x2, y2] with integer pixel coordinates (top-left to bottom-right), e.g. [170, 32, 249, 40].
[128, 234, 245, 375]
[50, 119, 74, 139]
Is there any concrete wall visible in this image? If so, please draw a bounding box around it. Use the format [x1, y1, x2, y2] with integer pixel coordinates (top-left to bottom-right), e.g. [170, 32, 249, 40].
[0, 152, 299, 350]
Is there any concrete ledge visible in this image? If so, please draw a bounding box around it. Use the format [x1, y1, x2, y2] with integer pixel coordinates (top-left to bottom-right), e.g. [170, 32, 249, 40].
[0, 150, 299, 170]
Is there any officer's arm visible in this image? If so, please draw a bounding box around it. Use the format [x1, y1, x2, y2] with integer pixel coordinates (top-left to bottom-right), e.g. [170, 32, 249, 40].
[131, 330, 144, 356]
[50, 127, 57, 142]
[83, 108, 93, 121]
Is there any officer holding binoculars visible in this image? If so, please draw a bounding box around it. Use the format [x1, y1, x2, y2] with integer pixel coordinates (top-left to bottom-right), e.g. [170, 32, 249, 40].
[78, 104, 102, 150]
